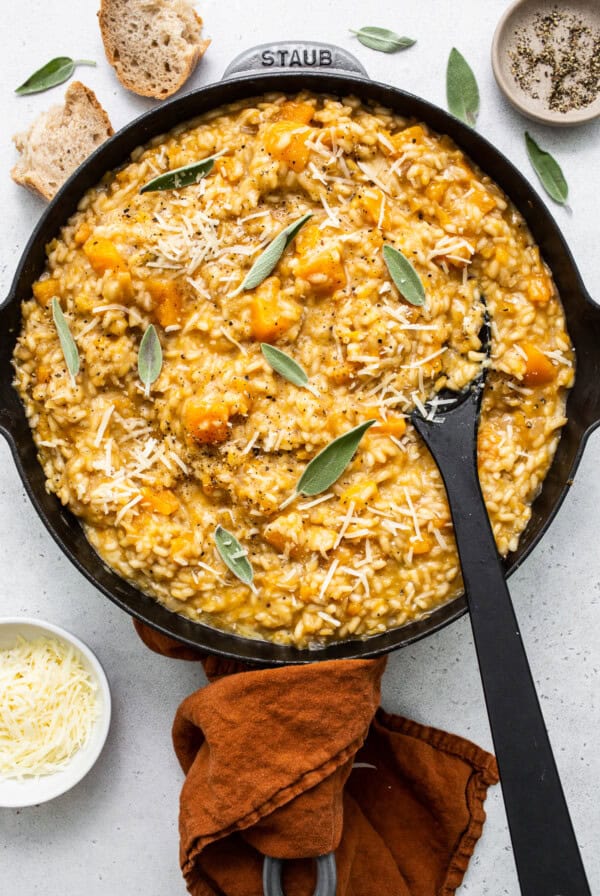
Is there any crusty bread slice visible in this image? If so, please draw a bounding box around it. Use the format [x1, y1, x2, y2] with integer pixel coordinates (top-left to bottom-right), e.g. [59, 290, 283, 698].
[98, 0, 210, 99]
[11, 82, 113, 201]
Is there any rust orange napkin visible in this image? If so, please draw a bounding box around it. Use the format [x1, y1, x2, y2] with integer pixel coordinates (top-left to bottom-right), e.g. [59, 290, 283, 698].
[135, 620, 499, 896]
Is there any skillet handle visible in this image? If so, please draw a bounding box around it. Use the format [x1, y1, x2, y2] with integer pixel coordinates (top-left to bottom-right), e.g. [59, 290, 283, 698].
[413, 402, 591, 896]
[223, 42, 368, 80]
[263, 853, 336, 896]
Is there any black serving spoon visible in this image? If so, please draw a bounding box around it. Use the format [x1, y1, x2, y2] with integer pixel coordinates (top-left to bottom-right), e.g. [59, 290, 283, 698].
[411, 312, 590, 895]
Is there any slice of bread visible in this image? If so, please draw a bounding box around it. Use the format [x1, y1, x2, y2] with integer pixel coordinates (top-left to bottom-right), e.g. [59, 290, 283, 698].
[98, 0, 210, 99]
[11, 82, 113, 201]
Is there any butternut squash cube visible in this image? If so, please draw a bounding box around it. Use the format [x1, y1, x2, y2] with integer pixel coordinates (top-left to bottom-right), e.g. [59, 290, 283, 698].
[295, 238, 346, 293]
[263, 525, 290, 553]
[340, 480, 378, 510]
[373, 416, 407, 438]
[184, 398, 230, 444]
[74, 293, 96, 313]
[249, 277, 301, 342]
[527, 274, 552, 304]
[170, 533, 194, 559]
[328, 361, 356, 386]
[521, 343, 556, 387]
[425, 180, 448, 204]
[435, 207, 452, 228]
[74, 223, 92, 246]
[470, 187, 497, 215]
[141, 487, 179, 515]
[263, 121, 312, 171]
[278, 101, 314, 124]
[358, 188, 390, 229]
[83, 237, 127, 275]
[146, 278, 184, 328]
[390, 125, 425, 153]
[411, 536, 433, 555]
[32, 278, 60, 307]
[36, 363, 52, 384]
[295, 222, 323, 254]
[365, 407, 407, 438]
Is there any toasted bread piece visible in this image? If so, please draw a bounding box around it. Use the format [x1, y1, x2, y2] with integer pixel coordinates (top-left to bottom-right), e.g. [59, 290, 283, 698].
[11, 82, 113, 201]
[98, 0, 210, 99]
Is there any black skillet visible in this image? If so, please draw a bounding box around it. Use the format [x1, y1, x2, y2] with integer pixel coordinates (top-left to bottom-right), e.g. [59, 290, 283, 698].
[1, 42, 597, 894]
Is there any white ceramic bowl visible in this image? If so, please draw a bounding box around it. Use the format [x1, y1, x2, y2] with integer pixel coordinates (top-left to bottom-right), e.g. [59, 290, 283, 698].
[0, 618, 111, 808]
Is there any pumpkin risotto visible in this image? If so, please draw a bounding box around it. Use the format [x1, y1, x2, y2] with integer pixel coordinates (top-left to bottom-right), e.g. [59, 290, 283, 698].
[13, 93, 574, 646]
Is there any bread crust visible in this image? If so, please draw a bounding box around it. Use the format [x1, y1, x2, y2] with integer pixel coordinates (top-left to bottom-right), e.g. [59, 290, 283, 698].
[66, 82, 114, 135]
[11, 82, 113, 201]
[98, 1, 210, 99]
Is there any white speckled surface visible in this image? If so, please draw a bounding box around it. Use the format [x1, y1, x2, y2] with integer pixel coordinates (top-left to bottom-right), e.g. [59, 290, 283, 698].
[1, 1, 598, 892]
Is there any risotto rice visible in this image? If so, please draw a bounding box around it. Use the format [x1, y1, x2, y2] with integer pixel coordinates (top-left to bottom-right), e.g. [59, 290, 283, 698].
[12, 93, 574, 646]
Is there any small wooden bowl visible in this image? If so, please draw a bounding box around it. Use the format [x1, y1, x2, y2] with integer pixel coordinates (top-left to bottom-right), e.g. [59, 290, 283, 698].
[492, 0, 600, 126]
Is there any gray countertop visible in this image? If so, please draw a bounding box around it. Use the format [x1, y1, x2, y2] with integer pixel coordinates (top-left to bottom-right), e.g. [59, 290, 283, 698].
[1, 1, 598, 892]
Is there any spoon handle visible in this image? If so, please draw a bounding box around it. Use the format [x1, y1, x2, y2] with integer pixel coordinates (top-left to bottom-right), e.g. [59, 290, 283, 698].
[413, 400, 590, 896]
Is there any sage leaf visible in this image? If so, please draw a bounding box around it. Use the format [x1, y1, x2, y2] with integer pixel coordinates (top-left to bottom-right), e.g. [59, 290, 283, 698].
[138, 324, 162, 397]
[525, 132, 568, 205]
[214, 525, 254, 586]
[296, 420, 377, 497]
[16, 57, 96, 95]
[261, 344, 309, 387]
[140, 152, 223, 193]
[51, 297, 80, 385]
[446, 48, 479, 126]
[383, 244, 425, 306]
[350, 27, 416, 53]
[241, 213, 312, 291]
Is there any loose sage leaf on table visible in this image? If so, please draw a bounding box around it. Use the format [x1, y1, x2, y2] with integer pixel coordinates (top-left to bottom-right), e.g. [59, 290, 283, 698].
[383, 244, 425, 306]
[446, 48, 479, 126]
[260, 344, 310, 388]
[51, 297, 80, 384]
[524, 132, 568, 205]
[214, 525, 254, 586]
[138, 324, 163, 397]
[140, 152, 223, 193]
[350, 27, 416, 53]
[296, 420, 377, 497]
[240, 213, 312, 291]
[15, 57, 96, 95]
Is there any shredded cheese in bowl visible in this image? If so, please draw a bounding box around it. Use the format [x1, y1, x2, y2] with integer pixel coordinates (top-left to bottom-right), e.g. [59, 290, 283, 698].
[0, 635, 99, 779]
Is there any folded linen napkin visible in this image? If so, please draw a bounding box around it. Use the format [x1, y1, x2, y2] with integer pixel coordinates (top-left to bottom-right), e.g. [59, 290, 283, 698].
[135, 620, 498, 896]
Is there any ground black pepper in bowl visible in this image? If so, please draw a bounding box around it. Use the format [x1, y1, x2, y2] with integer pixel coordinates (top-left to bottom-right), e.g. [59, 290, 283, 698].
[509, 6, 600, 114]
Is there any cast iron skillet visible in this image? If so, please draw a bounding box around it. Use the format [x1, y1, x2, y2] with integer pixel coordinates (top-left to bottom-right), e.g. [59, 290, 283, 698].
[1, 41, 600, 670]
[1, 40, 597, 896]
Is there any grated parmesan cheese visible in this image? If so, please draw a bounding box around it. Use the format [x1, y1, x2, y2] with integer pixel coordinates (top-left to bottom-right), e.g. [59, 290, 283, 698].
[334, 500, 356, 549]
[317, 558, 339, 603]
[0, 636, 98, 779]
[401, 347, 447, 369]
[115, 493, 143, 524]
[93, 404, 115, 447]
[403, 487, 421, 540]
